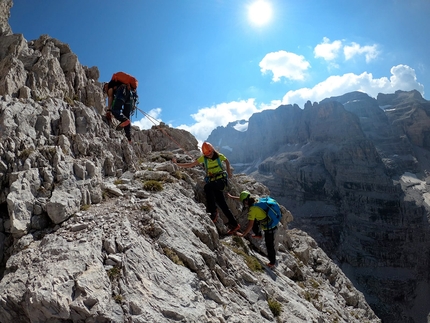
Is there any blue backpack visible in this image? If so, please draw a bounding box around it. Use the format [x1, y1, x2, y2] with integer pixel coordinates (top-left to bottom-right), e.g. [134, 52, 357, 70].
[254, 196, 282, 229]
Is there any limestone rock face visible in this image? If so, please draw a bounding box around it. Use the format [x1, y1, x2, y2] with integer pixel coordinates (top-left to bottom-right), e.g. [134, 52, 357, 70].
[0, 0, 12, 36]
[208, 90, 430, 323]
[0, 3, 381, 321]
[0, 96, 199, 238]
[0, 154, 380, 323]
[0, 87, 378, 322]
[0, 7, 105, 113]
[209, 100, 365, 174]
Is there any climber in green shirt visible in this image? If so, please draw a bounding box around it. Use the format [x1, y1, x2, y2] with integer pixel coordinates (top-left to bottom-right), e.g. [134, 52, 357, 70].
[229, 190, 277, 268]
[174, 142, 240, 235]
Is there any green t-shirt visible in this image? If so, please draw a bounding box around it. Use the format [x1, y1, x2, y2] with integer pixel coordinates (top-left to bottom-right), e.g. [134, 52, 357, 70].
[248, 203, 269, 230]
[248, 205, 267, 221]
[197, 154, 227, 177]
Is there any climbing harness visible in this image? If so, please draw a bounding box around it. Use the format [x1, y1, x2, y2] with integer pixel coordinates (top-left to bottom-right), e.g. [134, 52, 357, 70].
[203, 157, 228, 181]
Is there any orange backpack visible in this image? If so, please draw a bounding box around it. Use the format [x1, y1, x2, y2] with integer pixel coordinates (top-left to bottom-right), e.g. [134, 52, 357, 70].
[111, 72, 138, 90]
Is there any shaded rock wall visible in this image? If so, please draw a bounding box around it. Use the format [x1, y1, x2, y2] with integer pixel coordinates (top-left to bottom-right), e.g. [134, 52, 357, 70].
[208, 90, 430, 323]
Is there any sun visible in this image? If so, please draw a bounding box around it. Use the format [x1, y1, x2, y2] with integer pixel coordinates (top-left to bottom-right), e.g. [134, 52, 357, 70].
[248, 0, 273, 26]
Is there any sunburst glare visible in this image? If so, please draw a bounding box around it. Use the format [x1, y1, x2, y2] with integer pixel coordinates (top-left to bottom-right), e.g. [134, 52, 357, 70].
[248, 0, 273, 26]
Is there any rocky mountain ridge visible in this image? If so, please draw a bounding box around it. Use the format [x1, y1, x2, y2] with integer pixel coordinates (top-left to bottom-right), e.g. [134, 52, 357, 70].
[207, 90, 430, 322]
[0, 1, 380, 322]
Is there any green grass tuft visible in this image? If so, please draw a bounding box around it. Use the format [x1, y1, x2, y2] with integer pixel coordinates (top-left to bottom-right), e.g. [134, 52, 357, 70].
[268, 298, 282, 317]
[143, 180, 163, 192]
[163, 247, 185, 266]
[107, 267, 121, 280]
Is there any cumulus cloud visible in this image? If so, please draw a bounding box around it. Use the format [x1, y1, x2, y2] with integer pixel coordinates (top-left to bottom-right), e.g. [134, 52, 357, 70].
[344, 42, 379, 62]
[177, 99, 259, 143]
[282, 64, 424, 108]
[314, 38, 379, 63]
[259, 50, 310, 81]
[389, 65, 423, 90]
[314, 37, 342, 61]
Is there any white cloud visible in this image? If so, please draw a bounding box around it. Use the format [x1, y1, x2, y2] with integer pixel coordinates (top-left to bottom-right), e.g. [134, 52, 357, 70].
[259, 99, 283, 111]
[282, 64, 424, 108]
[314, 37, 342, 61]
[178, 99, 259, 143]
[259, 50, 310, 81]
[344, 42, 379, 62]
[314, 38, 379, 64]
[389, 64, 424, 91]
[132, 107, 162, 129]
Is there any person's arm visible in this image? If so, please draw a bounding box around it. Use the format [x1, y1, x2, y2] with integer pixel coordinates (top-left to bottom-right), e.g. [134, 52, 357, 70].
[236, 219, 254, 237]
[107, 88, 114, 110]
[172, 158, 199, 168]
[224, 158, 233, 178]
[227, 193, 240, 200]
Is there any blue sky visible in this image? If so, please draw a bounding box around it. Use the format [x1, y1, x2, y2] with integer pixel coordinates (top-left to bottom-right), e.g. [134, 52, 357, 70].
[9, 0, 430, 143]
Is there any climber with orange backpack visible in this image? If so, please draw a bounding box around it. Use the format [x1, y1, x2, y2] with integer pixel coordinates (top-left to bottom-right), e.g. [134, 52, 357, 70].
[103, 72, 139, 143]
[173, 142, 241, 235]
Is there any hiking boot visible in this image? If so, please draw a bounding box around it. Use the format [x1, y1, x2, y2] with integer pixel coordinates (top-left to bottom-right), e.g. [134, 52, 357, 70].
[210, 210, 218, 223]
[227, 224, 240, 235]
[116, 119, 130, 130]
[251, 234, 263, 239]
[267, 262, 276, 269]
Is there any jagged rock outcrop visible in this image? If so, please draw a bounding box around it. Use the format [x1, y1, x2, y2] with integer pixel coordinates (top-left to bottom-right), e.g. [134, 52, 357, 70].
[0, 85, 380, 323]
[209, 99, 366, 174]
[208, 90, 430, 323]
[0, 95, 200, 238]
[0, 147, 380, 323]
[0, 0, 103, 113]
[0, 2, 381, 322]
[0, 0, 12, 37]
